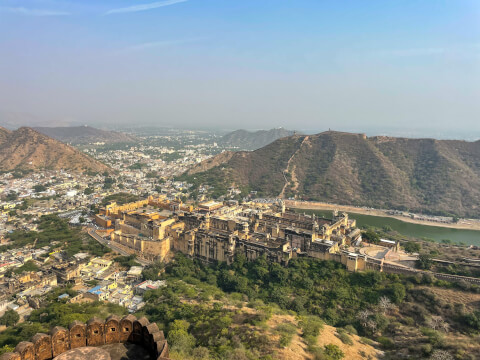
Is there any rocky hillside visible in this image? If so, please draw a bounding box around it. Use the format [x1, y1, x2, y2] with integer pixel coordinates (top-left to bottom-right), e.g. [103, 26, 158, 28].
[33, 125, 137, 144]
[187, 151, 235, 175]
[219, 128, 297, 150]
[0, 127, 110, 172]
[183, 131, 480, 217]
[0, 126, 11, 143]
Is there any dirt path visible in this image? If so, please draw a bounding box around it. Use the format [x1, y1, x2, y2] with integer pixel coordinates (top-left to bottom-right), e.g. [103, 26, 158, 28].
[279, 136, 309, 199]
[286, 200, 480, 231]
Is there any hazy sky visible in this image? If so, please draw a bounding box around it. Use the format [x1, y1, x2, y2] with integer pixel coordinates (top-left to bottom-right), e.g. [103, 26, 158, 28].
[0, 0, 479, 133]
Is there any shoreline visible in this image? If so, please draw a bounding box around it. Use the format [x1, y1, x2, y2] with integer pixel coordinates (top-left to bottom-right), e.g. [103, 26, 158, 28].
[286, 200, 480, 232]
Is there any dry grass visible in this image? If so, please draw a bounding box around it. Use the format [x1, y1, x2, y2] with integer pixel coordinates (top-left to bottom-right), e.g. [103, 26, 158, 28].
[422, 286, 480, 312]
[267, 314, 382, 360]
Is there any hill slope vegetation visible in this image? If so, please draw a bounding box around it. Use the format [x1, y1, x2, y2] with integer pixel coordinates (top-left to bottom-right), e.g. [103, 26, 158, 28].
[0, 127, 110, 172]
[183, 131, 480, 217]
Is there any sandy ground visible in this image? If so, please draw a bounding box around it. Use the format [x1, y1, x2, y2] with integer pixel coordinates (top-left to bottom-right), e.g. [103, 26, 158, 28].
[316, 324, 382, 360]
[286, 200, 480, 231]
[270, 315, 381, 360]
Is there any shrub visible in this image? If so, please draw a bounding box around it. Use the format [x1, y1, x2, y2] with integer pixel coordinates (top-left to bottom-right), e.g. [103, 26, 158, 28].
[299, 315, 324, 338]
[323, 344, 344, 360]
[402, 317, 415, 326]
[304, 335, 318, 348]
[404, 241, 421, 254]
[247, 299, 265, 309]
[336, 331, 353, 346]
[377, 336, 395, 350]
[276, 323, 297, 347]
[360, 337, 374, 346]
[421, 343, 433, 356]
[0, 345, 14, 355]
[421, 327, 445, 346]
[343, 324, 357, 335]
[191, 346, 210, 359]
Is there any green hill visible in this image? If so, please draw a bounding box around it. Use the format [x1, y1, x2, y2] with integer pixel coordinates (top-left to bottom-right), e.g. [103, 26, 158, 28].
[182, 131, 480, 218]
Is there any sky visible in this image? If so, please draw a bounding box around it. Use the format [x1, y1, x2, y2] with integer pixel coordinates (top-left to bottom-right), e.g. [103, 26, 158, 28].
[0, 0, 479, 135]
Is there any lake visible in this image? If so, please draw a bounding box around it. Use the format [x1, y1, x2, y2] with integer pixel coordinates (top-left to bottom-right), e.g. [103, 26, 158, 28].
[300, 209, 480, 246]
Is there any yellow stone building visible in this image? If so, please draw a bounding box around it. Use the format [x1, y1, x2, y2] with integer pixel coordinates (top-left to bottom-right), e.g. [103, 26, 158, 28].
[97, 197, 366, 270]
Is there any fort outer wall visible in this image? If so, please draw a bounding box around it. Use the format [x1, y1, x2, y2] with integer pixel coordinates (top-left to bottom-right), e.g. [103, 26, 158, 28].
[363, 258, 480, 286]
[0, 315, 170, 360]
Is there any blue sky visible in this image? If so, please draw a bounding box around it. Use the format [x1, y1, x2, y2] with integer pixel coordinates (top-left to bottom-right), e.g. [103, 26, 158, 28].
[0, 0, 479, 135]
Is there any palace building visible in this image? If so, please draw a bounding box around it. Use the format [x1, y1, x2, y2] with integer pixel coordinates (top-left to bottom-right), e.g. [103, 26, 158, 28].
[96, 198, 365, 271]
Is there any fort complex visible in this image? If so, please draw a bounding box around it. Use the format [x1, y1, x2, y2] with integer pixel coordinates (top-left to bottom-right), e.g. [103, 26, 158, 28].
[95, 197, 368, 271]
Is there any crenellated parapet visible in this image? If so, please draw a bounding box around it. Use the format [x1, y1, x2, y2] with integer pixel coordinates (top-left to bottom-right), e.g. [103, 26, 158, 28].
[0, 315, 170, 360]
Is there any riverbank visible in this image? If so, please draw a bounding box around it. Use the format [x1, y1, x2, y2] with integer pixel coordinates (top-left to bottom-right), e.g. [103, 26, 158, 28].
[286, 200, 480, 231]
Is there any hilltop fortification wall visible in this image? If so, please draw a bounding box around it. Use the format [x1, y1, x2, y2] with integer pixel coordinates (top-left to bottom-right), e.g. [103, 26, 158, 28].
[0, 315, 170, 360]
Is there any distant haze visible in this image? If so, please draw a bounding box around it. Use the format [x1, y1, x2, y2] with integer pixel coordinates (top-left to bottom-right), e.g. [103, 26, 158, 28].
[0, 1, 479, 138]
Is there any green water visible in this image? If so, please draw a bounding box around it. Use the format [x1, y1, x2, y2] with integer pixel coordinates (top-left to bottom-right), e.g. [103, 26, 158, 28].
[302, 209, 480, 246]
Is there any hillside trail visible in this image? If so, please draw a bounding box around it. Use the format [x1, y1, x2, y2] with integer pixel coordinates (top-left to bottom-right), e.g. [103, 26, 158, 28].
[279, 136, 310, 198]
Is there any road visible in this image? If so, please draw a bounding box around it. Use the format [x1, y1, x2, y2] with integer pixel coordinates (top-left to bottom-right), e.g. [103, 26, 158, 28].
[87, 228, 151, 266]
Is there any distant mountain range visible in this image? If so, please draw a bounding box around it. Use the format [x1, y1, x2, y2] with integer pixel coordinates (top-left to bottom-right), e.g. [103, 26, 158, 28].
[33, 126, 137, 144]
[0, 127, 110, 173]
[219, 128, 297, 150]
[0, 110, 72, 129]
[184, 131, 480, 218]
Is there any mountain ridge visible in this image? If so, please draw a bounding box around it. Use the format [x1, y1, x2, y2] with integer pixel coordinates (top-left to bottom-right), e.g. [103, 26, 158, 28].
[219, 127, 297, 150]
[33, 125, 137, 144]
[0, 127, 110, 173]
[183, 131, 480, 217]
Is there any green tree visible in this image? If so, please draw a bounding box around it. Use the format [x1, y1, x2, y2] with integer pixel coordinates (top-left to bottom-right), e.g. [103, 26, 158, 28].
[167, 320, 196, 354]
[0, 345, 15, 355]
[389, 283, 406, 304]
[462, 310, 480, 331]
[417, 253, 433, 270]
[142, 263, 164, 281]
[6, 191, 17, 201]
[363, 229, 380, 244]
[33, 184, 47, 193]
[403, 241, 421, 254]
[0, 310, 20, 327]
[382, 225, 393, 232]
[19, 200, 30, 210]
[14, 261, 39, 274]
